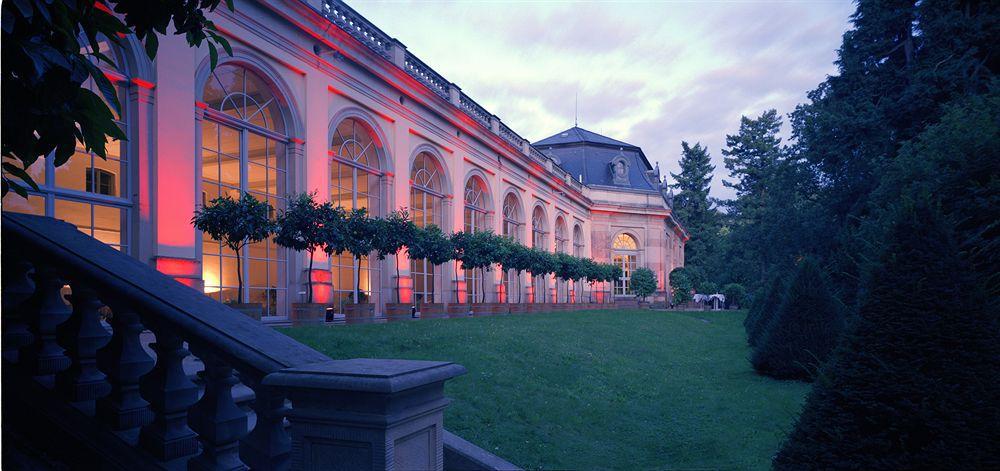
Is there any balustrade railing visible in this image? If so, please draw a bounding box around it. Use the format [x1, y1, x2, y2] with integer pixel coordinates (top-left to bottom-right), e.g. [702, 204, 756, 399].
[459, 93, 492, 128]
[404, 52, 450, 101]
[1, 213, 516, 470]
[322, 0, 393, 60]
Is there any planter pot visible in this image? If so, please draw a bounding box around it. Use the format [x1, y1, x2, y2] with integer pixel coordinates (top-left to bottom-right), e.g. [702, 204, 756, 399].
[493, 303, 511, 315]
[638, 301, 651, 309]
[290, 303, 327, 326]
[525, 303, 542, 314]
[508, 303, 528, 315]
[229, 303, 262, 321]
[343, 303, 376, 324]
[471, 303, 504, 316]
[418, 303, 448, 319]
[385, 303, 417, 322]
[445, 303, 470, 318]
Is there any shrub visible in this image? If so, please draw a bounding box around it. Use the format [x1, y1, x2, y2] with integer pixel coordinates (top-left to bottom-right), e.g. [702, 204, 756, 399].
[669, 267, 693, 304]
[699, 281, 719, 295]
[750, 258, 845, 380]
[274, 192, 334, 303]
[744, 276, 785, 347]
[773, 202, 1000, 469]
[192, 193, 273, 303]
[372, 209, 415, 303]
[722, 283, 746, 308]
[630, 267, 657, 301]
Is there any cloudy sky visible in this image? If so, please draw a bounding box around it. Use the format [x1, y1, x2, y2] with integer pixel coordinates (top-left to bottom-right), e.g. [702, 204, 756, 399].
[350, 1, 856, 200]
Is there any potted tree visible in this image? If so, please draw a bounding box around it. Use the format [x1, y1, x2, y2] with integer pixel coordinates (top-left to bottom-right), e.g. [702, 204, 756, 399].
[526, 248, 557, 313]
[458, 231, 504, 316]
[274, 192, 335, 325]
[630, 267, 657, 309]
[500, 238, 531, 314]
[606, 263, 623, 307]
[669, 267, 694, 309]
[406, 224, 453, 318]
[341, 208, 377, 323]
[192, 193, 274, 320]
[375, 210, 417, 321]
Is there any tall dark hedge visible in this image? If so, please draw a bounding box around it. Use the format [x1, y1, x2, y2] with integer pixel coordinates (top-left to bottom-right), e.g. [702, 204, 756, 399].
[750, 258, 844, 380]
[773, 203, 1000, 469]
[744, 276, 784, 347]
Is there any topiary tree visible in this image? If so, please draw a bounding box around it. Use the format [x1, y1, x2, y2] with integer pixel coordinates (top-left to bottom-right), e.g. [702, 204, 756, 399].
[342, 208, 377, 303]
[274, 192, 333, 304]
[406, 224, 454, 303]
[192, 193, 274, 304]
[452, 230, 500, 303]
[498, 238, 531, 303]
[526, 248, 557, 302]
[669, 267, 694, 305]
[750, 258, 845, 380]
[745, 276, 785, 347]
[722, 283, 747, 309]
[773, 201, 1000, 469]
[554, 253, 583, 302]
[372, 209, 416, 303]
[630, 267, 657, 302]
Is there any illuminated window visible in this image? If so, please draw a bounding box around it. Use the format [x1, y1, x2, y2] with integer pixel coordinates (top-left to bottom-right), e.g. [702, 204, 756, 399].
[410, 152, 443, 303]
[531, 206, 547, 302]
[612, 233, 640, 296]
[573, 224, 584, 257]
[501, 193, 523, 301]
[554, 216, 568, 253]
[200, 63, 288, 317]
[463, 176, 490, 301]
[329, 117, 383, 309]
[2, 34, 131, 253]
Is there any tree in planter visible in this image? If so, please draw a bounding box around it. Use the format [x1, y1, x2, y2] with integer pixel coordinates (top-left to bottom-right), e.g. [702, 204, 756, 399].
[372, 209, 416, 303]
[406, 224, 454, 303]
[192, 193, 274, 304]
[3, 0, 235, 197]
[554, 253, 583, 303]
[722, 283, 747, 309]
[341, 208, 377, 304]
[452, 230, 502, 303]
[581, 259, 600, 302]
[274, 192, 335, 304]
[773, 202, 1000, 469]
[630, 267, 657, 302]
[751, 258, 846, 380]
[607, 264, 624, 301]
[669, 267, 694, 305]
[526, 248, 558, 303]
[497, 238, 531, 304]
[745, 276, 785, 347]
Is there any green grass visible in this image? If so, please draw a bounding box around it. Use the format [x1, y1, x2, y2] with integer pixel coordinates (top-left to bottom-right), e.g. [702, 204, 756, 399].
[280, 309, 810, 470]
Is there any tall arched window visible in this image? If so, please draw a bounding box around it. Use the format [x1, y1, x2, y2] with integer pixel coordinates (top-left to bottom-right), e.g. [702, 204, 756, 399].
[502, 193, 523, 302]
[573, 224, 584, 257]
[200, 63, 289, 318]
[554, 217, 568, 253]
[3, 34, 133, 254]
[330, 117, 383, 307]
[612, 233, 640, 296]
[531, 206, 547, 302]
[410, 152, 443, 303]
[463, 176, 489, 301]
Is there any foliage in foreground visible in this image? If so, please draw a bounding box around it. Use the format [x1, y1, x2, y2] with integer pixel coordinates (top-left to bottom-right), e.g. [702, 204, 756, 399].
[744, 276, 784, 347]
[750, 258, 844, 380]
[774, 202, 1000, 469]
[629, 267, 657, 301]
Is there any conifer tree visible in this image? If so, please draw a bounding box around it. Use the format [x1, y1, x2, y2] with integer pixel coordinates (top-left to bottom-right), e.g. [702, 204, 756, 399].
[669, 141, 718, 273]
[744, 276, 784, 347]
[774, 202, 1000, 469]
[750, 258, 844, 380]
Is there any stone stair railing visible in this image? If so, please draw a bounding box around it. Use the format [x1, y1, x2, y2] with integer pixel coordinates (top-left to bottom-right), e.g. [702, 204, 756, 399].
[1, 212, 519, 471]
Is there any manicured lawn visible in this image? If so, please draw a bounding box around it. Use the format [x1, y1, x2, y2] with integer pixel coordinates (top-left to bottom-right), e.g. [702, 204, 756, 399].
[280, 309, 809, 470]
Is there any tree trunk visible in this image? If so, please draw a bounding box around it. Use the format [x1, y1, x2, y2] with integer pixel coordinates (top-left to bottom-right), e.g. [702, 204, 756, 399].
[481, 267, 486, 303]
[395, 253, 401, 303]
[355, 255, 361, 303]
[236, 244, 244, 303]
[306, 249, 314, 304]
[517, 271, 522, 304]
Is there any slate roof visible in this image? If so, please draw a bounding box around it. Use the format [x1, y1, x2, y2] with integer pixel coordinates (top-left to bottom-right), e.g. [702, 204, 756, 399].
[533, 127, 658, 192]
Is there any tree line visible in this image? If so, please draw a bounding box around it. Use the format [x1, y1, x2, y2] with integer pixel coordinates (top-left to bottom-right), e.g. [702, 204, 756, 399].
[193, 192, 628, 305]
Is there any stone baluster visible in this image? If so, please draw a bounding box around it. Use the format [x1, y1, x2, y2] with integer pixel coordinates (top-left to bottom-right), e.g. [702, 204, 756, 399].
[138, 320, 200, 462]
[188, 347, 249, 471]
[55, 282, 112, 405]
[96, 304, 155, 431]
[2, 258, 36, 360]
[19, 265, 72, 379]
[240, 374, 291, 470]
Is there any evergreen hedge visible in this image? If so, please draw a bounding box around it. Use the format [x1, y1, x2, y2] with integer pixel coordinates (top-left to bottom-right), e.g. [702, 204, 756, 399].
[744, 276, 784, 347]
[773, 203, 1000, 469]
[750, 258, 844, 380]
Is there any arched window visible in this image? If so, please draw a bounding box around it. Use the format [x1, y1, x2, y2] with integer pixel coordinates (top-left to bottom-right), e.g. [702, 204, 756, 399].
[501, 193, 523, 302]
[3, 34, 133, 254]
[531, 206, 547, 250]
[329, 117, 384, 308]
[612, 233, 640, 296]
[463, 176, 489, 301]
[200, 63, 290, 318]
[410, 152, 443, 303]
[573, 224, 584, 257]
[554, 216, 568, 253]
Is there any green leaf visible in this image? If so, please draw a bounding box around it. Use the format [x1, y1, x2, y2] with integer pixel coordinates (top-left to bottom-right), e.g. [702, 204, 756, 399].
[207, 43, 218, 70]
[144, 32, 158, 60]
[2, 162, 40, 192]
[81, 58, 121, 117]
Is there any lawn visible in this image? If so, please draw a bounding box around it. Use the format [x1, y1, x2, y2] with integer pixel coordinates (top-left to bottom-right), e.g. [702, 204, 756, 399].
[280, 309, 810, 470]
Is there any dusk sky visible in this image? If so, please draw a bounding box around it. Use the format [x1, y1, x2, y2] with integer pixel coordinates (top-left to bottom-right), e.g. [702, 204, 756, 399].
[350, 1, 856, 200]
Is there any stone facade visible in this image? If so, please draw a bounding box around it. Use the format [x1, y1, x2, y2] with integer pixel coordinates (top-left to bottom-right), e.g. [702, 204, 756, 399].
[1, 0, 686, 320]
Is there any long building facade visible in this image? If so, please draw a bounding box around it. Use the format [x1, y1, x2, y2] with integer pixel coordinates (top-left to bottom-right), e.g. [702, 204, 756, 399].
[1, 0, 686, 321]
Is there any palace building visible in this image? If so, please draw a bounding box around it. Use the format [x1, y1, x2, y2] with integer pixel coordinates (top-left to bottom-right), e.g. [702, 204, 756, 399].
[1, 0, 686, 321]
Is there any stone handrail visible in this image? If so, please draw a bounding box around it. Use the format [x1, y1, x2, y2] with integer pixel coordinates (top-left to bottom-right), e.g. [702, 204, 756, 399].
[1, 212, 516, 470]
[322, 0, 393, 60]
[404, 51, 451, 101]
[459, 93, 492, 128]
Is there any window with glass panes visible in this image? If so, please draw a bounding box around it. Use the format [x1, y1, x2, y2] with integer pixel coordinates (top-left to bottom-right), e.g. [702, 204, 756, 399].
[554, 217, 568, 301]
[573, 224, 584, 256]
[531, 206, 547, 302]
[410, 152, 443, 303]
[612, 233, 640, 296]
[502, 193, 523, 302]
[1, 35, 131, 253]
[329, 118, 382, 308]
[463, 177, 489, 302]
[199, 64, 289, 317]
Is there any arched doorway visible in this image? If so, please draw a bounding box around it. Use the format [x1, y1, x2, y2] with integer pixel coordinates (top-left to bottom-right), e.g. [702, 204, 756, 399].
[612, 233, 640, 296]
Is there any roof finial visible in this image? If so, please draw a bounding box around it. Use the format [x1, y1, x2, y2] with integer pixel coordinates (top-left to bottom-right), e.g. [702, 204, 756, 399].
[574, 91, 578, 127]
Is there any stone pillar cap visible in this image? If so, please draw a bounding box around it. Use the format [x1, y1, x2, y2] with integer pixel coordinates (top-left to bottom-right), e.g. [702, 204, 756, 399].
[263, 358, 466, 394]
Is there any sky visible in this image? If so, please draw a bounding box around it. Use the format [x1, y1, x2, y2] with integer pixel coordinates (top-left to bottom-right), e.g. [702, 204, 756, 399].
[349, 1, 856, 200]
